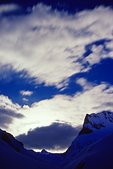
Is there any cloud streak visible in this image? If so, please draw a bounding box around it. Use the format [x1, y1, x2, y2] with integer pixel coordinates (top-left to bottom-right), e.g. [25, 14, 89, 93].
[0, 5, 113, 87]
[0, 4, 21, 15]
[0, 95, 24, 129]
[20, 90, 33, 96]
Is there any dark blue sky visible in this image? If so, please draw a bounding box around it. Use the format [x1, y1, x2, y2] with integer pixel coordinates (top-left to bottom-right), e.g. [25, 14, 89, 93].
[0, 0, 113, 9]
[0, 0, 113, 16]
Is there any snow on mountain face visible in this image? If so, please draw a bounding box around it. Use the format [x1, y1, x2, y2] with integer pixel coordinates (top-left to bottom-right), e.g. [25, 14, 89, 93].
[66, 111, 113, 158]
[80, 111, 113, 134]
[66, 131, 113, 169]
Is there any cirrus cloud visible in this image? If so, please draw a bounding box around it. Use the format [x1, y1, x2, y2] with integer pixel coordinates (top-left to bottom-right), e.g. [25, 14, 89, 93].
[20, 90, 33, 96]
[0, 95, 24, 129]
[0, 4, 21, 15]
[0, 5, 113, 87]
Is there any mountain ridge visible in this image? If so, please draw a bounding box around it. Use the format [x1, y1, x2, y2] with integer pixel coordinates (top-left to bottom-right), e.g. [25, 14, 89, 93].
[66, 111, 113, 157]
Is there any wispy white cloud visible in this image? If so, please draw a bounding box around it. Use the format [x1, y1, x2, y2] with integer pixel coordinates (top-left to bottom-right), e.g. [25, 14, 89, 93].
[0, 5, 113, 87]
[0, 95, 23, 129]
[76, 77, 94, 90]
[0, 4, 21, 15]
[20, 90, 33, 96]
[22, 98, 29, 102]
[0, 94, 20, 111]
[85, 42, 113, 65]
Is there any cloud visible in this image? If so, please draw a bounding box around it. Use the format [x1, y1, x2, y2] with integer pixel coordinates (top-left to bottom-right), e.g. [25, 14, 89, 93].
[20, 90, 33, 96]
[22, 98, 29, 102]
[85, 41, 113, 65]
[0, 107, 23, 128]
[76, 78, 94, 90]
[0, 95, 24, 129]
[0, 95, 20, 111]
[16, 122, 80, 150]
[0, 5, 113, 87]
[0, 4, 21, 15]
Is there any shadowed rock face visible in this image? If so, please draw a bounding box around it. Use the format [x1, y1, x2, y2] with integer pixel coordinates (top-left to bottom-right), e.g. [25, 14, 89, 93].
[0, 130, 23, 152]
[79, 127, 93, 135]
[79, 114, 93, 135]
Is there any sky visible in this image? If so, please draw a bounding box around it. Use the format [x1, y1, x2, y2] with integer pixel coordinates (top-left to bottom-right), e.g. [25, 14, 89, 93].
[0, 0, 113, 152]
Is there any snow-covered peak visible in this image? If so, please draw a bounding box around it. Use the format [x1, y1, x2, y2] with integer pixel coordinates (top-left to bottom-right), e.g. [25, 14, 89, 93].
[66, 111, 113, 158]
[79, 111, 113, 134]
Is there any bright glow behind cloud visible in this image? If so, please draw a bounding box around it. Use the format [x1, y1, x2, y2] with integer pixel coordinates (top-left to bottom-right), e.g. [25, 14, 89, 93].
[7, 81, 113, 136]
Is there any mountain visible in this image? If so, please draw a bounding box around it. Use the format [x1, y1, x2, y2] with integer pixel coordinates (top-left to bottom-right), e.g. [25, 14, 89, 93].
[65, 111, 113, 169]
[66, 131, 113, 169]
[66, 111, 113, 156]
[0, 128, 65, 169]
[0, 129, 46, 169]
[0, 110, 113, 169]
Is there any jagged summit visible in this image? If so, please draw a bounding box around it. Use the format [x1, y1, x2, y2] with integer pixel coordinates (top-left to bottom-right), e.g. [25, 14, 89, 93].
[79, 111, 113, 135]
[66, 111, 113, 158]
